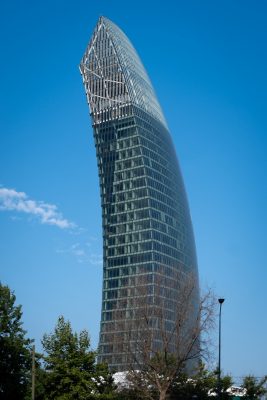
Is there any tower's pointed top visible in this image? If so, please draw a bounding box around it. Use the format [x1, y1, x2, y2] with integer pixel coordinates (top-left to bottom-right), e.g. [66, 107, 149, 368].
[80, 17, 167, 127]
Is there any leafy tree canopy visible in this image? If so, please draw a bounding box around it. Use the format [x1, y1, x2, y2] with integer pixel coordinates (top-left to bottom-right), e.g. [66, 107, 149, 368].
[169, 361, 233, 400]
[0, 282, 32, 400]
[42, 316, 115, 399]
[242, 375, 267, 399]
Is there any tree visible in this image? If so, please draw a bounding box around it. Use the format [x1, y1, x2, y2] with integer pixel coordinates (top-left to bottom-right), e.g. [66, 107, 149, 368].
[170, 362, 215, 400]
[169, 362, 233, 400]
[242, 375, 267, 399]
[114, 272, 216, 400]
[42, 316, 115, 399]
[0, 282, 32, 399]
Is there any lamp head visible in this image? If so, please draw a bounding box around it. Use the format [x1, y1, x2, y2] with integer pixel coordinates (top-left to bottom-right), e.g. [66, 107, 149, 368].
[218, 298, 225, 304]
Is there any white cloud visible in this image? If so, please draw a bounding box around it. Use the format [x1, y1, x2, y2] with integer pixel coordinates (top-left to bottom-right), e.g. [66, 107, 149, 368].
[70, 243, 86, 257]
[0, 186, 75, 229]
[57, 242, 102, 266]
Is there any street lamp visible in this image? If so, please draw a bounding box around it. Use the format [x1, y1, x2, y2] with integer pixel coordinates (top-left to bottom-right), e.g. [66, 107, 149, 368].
[218, 298, 225, 400]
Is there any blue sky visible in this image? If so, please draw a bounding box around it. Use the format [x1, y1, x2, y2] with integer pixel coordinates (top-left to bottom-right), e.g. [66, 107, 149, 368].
[1, 0, 266, 381]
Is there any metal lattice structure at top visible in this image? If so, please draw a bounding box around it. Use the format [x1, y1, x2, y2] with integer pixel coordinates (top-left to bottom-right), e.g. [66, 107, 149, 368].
[80, 16, 199, 371]
[80, 16, 167, 127]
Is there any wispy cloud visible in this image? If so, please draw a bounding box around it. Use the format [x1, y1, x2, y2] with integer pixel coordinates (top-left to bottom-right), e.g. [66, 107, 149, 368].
[57, 242, 102, 265]
[0, 186, 102, 265]
[0, 186, 75, 229]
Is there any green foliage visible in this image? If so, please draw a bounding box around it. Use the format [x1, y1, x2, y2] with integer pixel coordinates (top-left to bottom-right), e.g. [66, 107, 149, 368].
[115, 363, 236, 400]
[41, 316, 115, 399]
[116, 387, 152, 400]
[0, 282, 32, 400]
[220, 374, 234, 398]
[169, 361, 233, 400]
[242, 375, 267, 399]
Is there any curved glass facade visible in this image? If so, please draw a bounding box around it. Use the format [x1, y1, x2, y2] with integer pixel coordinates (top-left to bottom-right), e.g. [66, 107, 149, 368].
[80, 17, 199, 371]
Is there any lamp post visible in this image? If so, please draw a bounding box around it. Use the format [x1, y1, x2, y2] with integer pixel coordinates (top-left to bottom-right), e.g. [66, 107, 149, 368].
[218, 298, 225, 400]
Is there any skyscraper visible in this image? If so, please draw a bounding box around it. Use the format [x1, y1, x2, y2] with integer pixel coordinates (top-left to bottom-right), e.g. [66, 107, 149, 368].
[80, 17, 199, 371]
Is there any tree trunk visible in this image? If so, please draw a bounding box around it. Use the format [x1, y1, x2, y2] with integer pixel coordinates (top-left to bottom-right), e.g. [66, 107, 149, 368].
[159, 389, 167, 400]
